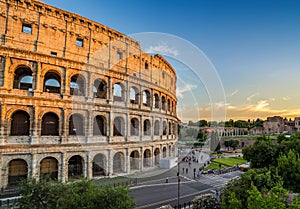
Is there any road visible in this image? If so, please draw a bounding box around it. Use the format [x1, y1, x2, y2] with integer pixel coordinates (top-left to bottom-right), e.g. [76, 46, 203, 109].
[130, 171, 242, 209]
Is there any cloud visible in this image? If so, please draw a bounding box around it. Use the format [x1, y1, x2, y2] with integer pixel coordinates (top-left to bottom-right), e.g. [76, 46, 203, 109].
[246, 93, 259, 102]
[282, 96, 291, 101]
[198, 100, 300, 121]
[146, 42, 179, 56]
[269, 98, 275, 102]
[176, 84, 197, 99]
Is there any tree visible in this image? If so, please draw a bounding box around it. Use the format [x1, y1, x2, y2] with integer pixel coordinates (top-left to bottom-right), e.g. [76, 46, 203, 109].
[192, 194, 220, 209]
[277, 150, 300, 192]
[226, 192, 242, 209]
[243, 136, 278, 168]
[199, 120, 208, 127]
[13, 178, 136, 209]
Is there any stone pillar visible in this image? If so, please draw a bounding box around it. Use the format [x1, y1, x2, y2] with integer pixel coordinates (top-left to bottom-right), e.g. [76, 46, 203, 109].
[31, 154, 38, 179]
[140, 115, 143, 141]
[86, 71, 91, 98]
[125, 148, 129, 173]
[0, 56, 5, 87]
[60, 108, 66, 143]
[61, 66, 66, 95]
[107, 111, 112, 143]
[30, 106, 38, 144]
[61, 152, 67, 183]
[85, 110, 90, 143]
[140, 147, 143, 171]
[86, 152, 91, 179]
[107, 76, 112, 102]
[151, 146, 154, 167]
[107, 150, 113, 176]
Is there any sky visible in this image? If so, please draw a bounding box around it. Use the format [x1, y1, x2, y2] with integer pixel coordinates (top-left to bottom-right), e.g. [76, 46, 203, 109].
[42, 0, 300, 122]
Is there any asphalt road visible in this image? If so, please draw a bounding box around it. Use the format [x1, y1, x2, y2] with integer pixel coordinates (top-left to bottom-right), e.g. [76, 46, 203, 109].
[130, 171, 242, 209]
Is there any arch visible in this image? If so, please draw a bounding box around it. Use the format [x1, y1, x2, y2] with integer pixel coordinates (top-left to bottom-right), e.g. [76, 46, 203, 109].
[167, 99, 171, 111]
[154, 93, 159, 108]
[163, 121, 167, 135]
[143, 149, 151, 167]
[142, 90, 151, 106]
[69, 113, 84, 136]
[154, 148, 160, 166]
[169, 121, 172, 135]
[10, 110, 30, 136]
[161, 96, 166, 110]
[41, 112, 59, 136]
[8, 159, 28, 186]
[130, 150, 139, 170]
[113, 83, 124, 101]
[143, 119, 151, 136]
[162, 147, 167, 158]
[70, 74, 85, 96]
[154, 120, 160, 136]
[113, 117, 124, 136]
[113, 152, 125, 173]
[13, 66, 33, 90]
[92, 153, 106, 177]
[130, 118, 139, 136]
[93, 79, 107, 99]
[168, 145, 172, 157]
[43, 71, 61, 93]
[40, 157, 58, 179]
[130, 87, 139, 104]
[93, 115, 106, 136]
[68, 155, 84, 179]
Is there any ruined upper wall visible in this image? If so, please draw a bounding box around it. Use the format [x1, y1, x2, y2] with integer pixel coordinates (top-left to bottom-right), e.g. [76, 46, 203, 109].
[0, 0, 176, 77]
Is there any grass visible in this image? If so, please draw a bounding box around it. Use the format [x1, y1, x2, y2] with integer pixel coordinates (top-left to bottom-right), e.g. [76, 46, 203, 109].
[204, 156, 247, 170]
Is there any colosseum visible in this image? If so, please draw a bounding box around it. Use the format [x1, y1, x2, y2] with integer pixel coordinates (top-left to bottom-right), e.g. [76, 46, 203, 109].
[0, 0, 178, 189]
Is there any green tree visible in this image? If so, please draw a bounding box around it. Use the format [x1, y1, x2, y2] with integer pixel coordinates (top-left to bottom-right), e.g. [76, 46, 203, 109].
[14, 178, 136, 209]
[226, 192, 242, 209]
[277, 150, 300, 192]
[243, 136, 278, 168]
[199, 120, 208, 127]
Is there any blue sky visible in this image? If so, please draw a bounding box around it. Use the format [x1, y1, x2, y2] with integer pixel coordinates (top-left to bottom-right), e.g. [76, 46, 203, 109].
[42, 0, 300, 122]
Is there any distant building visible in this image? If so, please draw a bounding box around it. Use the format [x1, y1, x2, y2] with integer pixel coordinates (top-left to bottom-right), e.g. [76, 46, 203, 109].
[263, 116, 285, 134]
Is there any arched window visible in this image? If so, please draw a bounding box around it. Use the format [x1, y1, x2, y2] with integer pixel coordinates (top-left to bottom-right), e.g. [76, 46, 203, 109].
[163, 147, 167, 158]
[8, 159, 28, 186]
[143, 119, 151, 136]
[154, 120, 160, 136]
[130, 118, 139, 136]
[40, 157, 58, 180]
[163, 121, 167, 135]
[113, 152, 125, 173]
[92, 154, 106, 177]
[113, 83, 124, 101]
[93, 115, 105, 136]
[167, 99, 171, 111]
[130, 87, 139, 104]
[113, 117, 124, 136]
[70, 75, 85, 96]
[130, 150, 139, 170]
[69, 114, 84, 136]
[41, 112, 59, 136]
[143, 149, 151, 167]
[68, 155, 83, 179]
[161, 96, 166, 110]
[93, 79, 106, 99]
[169, 121, 172, 135]
[145, 62, 149, 70]
[43, 72, 61, 93]
[13, 66, 33, 90]
[10, 110, 30, 136]
[154, 148, 160, 165]
[142, 90, 150, 106]
[154, 93, 159, 108]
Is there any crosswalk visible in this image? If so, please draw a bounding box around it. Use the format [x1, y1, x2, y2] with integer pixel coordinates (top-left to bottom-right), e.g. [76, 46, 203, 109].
[196, 171, 242, 189]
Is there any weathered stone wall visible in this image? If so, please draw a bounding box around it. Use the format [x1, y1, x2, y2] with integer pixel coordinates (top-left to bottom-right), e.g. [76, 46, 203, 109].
[0, 0, 179, 189]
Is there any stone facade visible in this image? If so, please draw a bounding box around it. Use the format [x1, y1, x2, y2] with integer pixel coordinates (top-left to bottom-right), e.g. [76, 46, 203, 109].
[0, 0, 178, 189]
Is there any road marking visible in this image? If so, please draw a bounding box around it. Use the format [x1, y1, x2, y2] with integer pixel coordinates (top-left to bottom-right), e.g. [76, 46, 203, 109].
[136, 188, 213, 209]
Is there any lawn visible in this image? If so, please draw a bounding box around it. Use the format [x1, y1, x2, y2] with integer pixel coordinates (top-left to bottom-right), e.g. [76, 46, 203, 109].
[204, 156, 247, 170]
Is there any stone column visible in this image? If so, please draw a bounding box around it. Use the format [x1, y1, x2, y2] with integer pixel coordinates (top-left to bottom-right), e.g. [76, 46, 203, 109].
[0, 56, 6, 87]
[61, 152, 67, 183]
[107, 150, 113, 176]
[125, 148, 129, 173]
[31, 154, 38, 179]
[30, 106, 38, 144]
[140, 147, 143, 171]
[59, 108, 65, 143]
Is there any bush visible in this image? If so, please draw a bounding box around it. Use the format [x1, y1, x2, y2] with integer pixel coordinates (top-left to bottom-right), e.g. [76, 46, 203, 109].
[192, 194, 220, 209]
